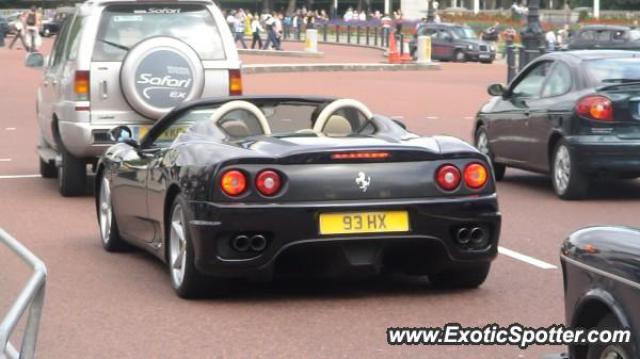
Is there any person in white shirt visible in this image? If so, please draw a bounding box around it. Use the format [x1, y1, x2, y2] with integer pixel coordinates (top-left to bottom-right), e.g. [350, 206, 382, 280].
[545, 30, 557, 50]
[250, 13, 263, 49]
[233, 12, 247, 48]
[343, 8, 353, 22]
[358, 11, 366, 21]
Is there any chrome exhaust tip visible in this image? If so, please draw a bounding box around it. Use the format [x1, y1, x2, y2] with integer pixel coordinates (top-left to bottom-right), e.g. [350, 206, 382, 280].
[456, 227, 471, 244]
[249, 234, 267, 252]
[231, 235, 250, 252]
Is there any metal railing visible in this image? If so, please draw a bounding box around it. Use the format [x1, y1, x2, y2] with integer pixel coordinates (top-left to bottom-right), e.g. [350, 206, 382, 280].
[0, 229, 47, 359]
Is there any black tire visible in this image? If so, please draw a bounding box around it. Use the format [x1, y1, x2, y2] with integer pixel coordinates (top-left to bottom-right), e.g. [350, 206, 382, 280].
[168, 194, 227, 298]
[96, 173, 128, 252]
[39, 157, 57, 178]
[586, 314, 633, 359]
[58, 149, 86, 197]
[430, 263, 491, 289]
[551, 139, 588, 200]
[454, 50, 466, 62]
[475, 127, 506, 181]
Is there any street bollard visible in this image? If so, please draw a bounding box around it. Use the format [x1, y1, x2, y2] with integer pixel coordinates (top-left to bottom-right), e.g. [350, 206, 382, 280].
[506, 45, 516, 83]
[323, 24, 328, 42]
[347, 25, 351, 44]
[416, 35, 431, 64]
[305, 29, 318, 53]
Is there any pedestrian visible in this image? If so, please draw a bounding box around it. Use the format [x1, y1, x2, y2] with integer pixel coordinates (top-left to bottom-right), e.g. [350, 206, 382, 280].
[233, 12, 247, 49]
[393, 9, 403, 34]
[274, 12, 284, 49]
[8, 11, 28, 50]
[262, 14, 281, 50]
[251, 13, 263, 49]
[24, 6, 42, 52]
[545, 30, 557, 51]
[381, 13, 392, 46]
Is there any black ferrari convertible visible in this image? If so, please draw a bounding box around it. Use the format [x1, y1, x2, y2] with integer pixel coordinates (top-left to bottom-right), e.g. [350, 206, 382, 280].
[95, 96, 501, 298]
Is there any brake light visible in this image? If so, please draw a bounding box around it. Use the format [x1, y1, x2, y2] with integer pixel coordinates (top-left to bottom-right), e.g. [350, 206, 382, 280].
[435, 164, 461, 191]
[74, 70, 90, 100]
[220, 170, 247, 196]
[331, 152, 390, 160]
[576, 95, 613, 121]
[255, 170, 282, 196]
[464, 163, 488, 189]
[229, 69, 242, 96]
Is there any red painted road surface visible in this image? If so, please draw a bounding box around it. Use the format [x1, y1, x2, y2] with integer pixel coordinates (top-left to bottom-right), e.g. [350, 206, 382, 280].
[1, 40, 640, 359]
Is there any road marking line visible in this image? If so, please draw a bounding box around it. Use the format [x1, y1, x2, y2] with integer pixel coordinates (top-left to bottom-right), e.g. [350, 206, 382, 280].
[426, 116, 439, 120]
[5, 127, 16, 131]
[0, 174, 41, 179]
[0, 159, 12, 162]
[498, 246, 557, 270]
[463, 116, 474, 120]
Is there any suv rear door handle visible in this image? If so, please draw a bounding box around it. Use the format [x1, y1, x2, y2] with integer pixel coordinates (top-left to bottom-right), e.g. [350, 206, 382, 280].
[100, 80, 108, 99]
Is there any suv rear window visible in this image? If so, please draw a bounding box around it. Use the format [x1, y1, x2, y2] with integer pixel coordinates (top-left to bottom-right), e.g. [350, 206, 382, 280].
[93, 4, 225, 61]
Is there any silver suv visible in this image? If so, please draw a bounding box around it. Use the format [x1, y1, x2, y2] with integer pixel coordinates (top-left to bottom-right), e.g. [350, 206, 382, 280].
[27, 0, 241, 196]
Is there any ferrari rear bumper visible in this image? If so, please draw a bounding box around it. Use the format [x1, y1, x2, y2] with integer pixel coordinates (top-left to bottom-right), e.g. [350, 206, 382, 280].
[187, 195, 501, 279]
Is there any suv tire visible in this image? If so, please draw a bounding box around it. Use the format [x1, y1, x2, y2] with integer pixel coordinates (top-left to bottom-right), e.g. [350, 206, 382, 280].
[58, 149, 86, 197]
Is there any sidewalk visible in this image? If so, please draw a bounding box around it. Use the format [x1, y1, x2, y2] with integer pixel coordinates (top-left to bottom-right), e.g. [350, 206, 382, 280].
[239, 41, 387, 65]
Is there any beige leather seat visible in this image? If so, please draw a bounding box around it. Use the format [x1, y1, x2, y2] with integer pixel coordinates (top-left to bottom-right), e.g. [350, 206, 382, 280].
[220, 119, 252, 138]
[322, 115, 352, 136]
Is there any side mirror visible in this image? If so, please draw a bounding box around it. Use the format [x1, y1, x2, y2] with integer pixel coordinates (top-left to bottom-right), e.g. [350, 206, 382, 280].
[487, 83, 506, 97]
[108, 126, 139, 148]
[392, 119, 407, 129]
[25, 52, 45, 68]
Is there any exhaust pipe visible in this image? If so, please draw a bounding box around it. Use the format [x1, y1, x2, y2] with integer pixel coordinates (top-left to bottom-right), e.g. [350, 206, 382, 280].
[456, 227, 471, 244]
[231, 235, 250, 252]
[250, 234, 267, 252]
[470, 227, 488, 247]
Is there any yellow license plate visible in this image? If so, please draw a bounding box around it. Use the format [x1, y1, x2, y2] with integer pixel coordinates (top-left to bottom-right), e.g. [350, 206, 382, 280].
[137, 125, 188, 141]
[318, 211, 409, 235]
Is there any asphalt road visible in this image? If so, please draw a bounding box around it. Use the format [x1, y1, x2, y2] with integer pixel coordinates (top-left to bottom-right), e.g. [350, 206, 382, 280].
[1, 41, 640, 359]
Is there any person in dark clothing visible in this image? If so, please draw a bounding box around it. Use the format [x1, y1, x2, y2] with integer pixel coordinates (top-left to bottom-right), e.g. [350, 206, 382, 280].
[250, 13, 263, 49]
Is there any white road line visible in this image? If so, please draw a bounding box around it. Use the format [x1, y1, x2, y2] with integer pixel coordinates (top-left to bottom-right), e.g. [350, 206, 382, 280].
[5, 127, 16, 131]
[426, 116, 439, 120]
[0, 159, 12, 162]
[498, 246, 557, 270]
[0, 174, 41, 179]
[463, 116, 474, 120]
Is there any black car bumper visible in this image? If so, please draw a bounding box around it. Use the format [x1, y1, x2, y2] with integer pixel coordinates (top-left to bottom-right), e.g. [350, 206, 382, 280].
[187, 196, 501, 279]
[567, 136, 640, 177]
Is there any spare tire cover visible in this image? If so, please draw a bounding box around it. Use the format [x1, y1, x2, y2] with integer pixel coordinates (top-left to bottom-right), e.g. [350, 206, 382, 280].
[120, 37, 205, 119]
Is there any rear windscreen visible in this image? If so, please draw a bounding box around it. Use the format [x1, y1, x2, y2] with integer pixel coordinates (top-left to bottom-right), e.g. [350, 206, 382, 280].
[93, 4, 225, 61]
[584, 58, 640, 84]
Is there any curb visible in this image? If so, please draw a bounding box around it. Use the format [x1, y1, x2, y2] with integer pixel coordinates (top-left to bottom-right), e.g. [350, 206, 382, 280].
[238, 49, 324, 58]
[283, 39, 387, 53]
[242, 62, 440, 74]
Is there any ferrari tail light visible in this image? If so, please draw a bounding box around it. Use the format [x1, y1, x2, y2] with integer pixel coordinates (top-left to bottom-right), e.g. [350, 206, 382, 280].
[435, 164, 461, 191]
[576, 95, 613, 122]
[229, 69, 242, 96]
[464, 163, 489, 189]
[256, 170, 282, 196]
[220, 170, 247, 196]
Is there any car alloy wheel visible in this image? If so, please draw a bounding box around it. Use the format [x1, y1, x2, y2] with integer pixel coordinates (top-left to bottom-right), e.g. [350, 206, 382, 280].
[455, 50, 466, 62]
[98, 176, 112, 244]
[553, 144, 571, 194]
[476, 130, 490, 156]
[169, 203, 188, 288]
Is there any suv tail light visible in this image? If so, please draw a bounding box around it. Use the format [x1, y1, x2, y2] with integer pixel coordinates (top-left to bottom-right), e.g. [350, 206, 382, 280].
[255, 170, 282, 196]
[435, 164, 461, 191]
[576, 95, 613, 122]
[229, 69, 242, 96]
[464, 163, 488, 189]
[74, 70, 90, 100]
[220, 170, 247, 196]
